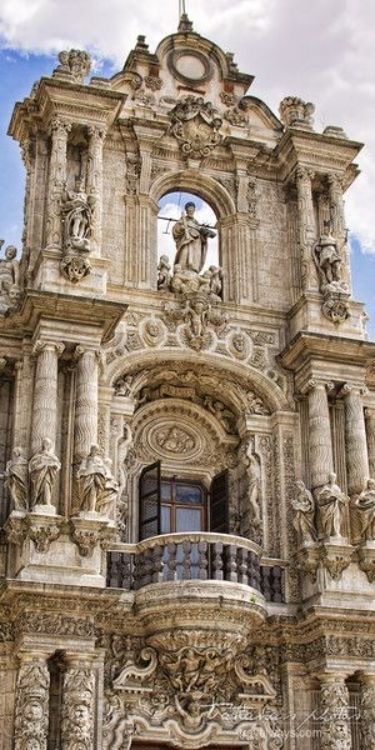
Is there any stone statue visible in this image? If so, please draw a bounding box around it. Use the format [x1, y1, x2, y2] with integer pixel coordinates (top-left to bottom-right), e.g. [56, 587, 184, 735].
[314, 234, 343, 290]
[54, 49, 92, 83]
[4, 447, 29, 511]
[202, 265, 222, 302]
[355, 479, 375, 542]
[62, 182, 92, 253]
[0, 243, 21, 313]
[292, 480, 317, 545]
[172, 202, 216, 274]
[157, 255, 172, 290]
[203, 396, 236, 434]
[29, 438, 61, 509]
[241, 440, 261, 537]
[76, 445, 118, 516]
[315, 472, 349, 540]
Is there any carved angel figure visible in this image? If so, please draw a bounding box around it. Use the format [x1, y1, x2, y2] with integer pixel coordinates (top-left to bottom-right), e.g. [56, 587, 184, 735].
[172, 202, 216, 274]
[241, 439, 261, 537]
[62, 182, 92, 252]
[315, 472, 349, 540]
[157, 254, 172, 290]
[4, 447, 29, 511]
[29, 438, 61, 508]
[76, 445, 118, 516]
[355, 479, 375, 542]
[292, 480, 317, 545]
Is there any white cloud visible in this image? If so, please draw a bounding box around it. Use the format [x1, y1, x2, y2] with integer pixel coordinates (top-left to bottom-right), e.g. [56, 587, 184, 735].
[0, 0, 374, 251]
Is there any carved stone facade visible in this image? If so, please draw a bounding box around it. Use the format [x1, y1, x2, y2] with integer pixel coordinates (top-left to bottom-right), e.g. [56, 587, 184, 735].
[0, 12, 374, 750]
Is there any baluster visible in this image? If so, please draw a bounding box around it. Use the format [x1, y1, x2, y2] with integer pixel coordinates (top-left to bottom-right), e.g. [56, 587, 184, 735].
[167, 542, 177, 581]
[141, 549, 153, 587]
[197, 541, 208, 580]
[119, 553, 132, 590]
[182, 541, 191, 580]
[238, 547, 248, 584]
[248, 552, 261, 590]
[152, 544, 164, 583]
[211, 542, 224, 580]
[271, 566, 283, 603]
[261, 566, 271, 601]
[225, 545, 238, 583]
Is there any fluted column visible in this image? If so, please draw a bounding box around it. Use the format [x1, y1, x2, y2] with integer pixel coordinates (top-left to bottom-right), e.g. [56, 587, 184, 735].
[360, 674, 375, 749]
[365, 408, 375, 479]
[74, 347, 99, 460]
[341, 383, 369, 495]
[14, 651, 50, 750]
[306, 380, 334, 490]
[319, 674, 351, 750]
[31, 341, 64, 454]
[45, 118, 71, 249]
[87, 126, 106, 256]
[61, 655, 96, 750]
[295, 166, 316, 291]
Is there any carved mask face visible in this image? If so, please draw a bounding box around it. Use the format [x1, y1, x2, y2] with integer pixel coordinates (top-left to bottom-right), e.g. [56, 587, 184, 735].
[24, 699, 43, 721]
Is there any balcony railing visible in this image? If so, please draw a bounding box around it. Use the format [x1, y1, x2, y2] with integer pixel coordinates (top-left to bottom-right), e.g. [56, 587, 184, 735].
[106, 532, 284, 603]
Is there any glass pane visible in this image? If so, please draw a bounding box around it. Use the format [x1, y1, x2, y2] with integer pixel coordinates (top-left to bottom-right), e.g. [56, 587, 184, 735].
[176, 507, 202, 532]
[161, 505, 171, 534]
[161, 482, 172, 501]
[176, 484, 203, 504]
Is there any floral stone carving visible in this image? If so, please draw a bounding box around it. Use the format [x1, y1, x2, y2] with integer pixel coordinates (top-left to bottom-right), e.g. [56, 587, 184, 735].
[14, 662, 50, 750]
[168, 96, 223, 160]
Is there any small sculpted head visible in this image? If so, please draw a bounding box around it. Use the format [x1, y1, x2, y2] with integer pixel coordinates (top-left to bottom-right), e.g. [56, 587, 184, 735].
[185, 201, 196, 218]
[41, 437, 53, 452]
[328, 472, 337, 484]
[5, 245, 17, 260]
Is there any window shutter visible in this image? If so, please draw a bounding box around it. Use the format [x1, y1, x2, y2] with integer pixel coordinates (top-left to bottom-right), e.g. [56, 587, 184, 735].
[139, 461, 161, 541]
[210, 470, 229, 534]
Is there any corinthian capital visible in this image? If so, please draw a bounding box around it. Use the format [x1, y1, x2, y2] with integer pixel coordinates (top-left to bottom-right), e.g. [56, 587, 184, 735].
[49, 117, 72, 137]
[327, 172, 344, 191]
[295, 165, 315, 184]
[87, 125, 107, 141]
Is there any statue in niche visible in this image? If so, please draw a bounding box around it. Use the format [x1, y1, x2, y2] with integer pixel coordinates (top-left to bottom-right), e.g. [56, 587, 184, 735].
[292, 480, 317, 545]
[76, 445, 118, 517]
[172, 202, 216, 274]
[62, 180, 92, 253]
[314, 233, 344, 290]
[314, 472, 349, 540]
[29, 438, 61, 509]
[0, 243, 21, 313]
[157, 255, 172, 290]
[241, 439, 261, 538]
[4, 447, 29, 511]
[355, 479, 375, 542]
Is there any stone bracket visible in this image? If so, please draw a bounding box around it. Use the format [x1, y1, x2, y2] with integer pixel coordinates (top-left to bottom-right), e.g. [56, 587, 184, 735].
[296, 539, 354, 581]
[69, 513, 115, 557]
[357, 543, 375, 583]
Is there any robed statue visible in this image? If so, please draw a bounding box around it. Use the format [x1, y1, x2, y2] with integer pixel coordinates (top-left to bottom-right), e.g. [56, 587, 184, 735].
[172, 202, 216, 274]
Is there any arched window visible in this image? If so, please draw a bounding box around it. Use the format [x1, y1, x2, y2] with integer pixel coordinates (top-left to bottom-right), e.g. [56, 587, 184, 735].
[157, 190, 219, 273]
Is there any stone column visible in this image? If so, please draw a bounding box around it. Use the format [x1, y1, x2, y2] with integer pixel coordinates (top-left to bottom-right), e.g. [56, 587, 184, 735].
[14, 651, 50, 750]
[365, 408, 375, 479]
[45, 118, 71, 249]
[306, 380, 334, 490]
[74, 347, 99, 460]
[319, 674, 351, 750]
[87, 126, 106, 256]
[360, 674, 375, 749]
[61, 655, 96, 750]
[31, 341, 64, 454]
[295, 166, 316, 291]
[341, 383, 369, 495]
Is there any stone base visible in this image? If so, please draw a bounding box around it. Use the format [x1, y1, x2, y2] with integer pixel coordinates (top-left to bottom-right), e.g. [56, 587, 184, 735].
[287, 292, 367, 341]
[32, 248, 109, 298]
[31, 503, 57, 516]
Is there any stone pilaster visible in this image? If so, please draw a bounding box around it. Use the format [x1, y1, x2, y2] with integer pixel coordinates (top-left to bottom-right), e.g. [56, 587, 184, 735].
[14, 651, 50, 750]
[341, 383, 369, 495]
[295, 166, 316, 291]
[31, 340, 65, 454]
[306, 380, 334, 490]
[61, 655, 96, 750]
[360, 674, 375, 749]
[365, 408, 375, 479]
[74, 347, 99, 460]
[87, 126, 106, 256]
[319, 674, 351, 750]
[45, 118, 71, 249]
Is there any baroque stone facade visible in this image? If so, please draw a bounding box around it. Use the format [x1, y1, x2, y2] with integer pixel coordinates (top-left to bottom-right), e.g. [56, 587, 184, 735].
[0, 12, 374, 750]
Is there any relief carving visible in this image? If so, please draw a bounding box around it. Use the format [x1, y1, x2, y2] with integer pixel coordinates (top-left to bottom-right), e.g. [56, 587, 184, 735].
[14, 662, 50, 750]
[0, 242, 21, 313]
[60, 181, 93, 283]
[292, 480, 317, 546]
[61, 667, 95, 750]
[313, 234, 350, 323]
[168, 96, 223, 160]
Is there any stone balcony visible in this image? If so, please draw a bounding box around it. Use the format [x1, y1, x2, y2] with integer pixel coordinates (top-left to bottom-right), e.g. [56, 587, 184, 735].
[106, 532, 284, 647]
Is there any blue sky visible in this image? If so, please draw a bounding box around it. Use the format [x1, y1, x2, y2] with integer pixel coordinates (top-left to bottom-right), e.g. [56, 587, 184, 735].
[0, 9, 374, 338]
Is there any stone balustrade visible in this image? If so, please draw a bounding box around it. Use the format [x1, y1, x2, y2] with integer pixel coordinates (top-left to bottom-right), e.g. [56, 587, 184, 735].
[106, 532, 284, 603]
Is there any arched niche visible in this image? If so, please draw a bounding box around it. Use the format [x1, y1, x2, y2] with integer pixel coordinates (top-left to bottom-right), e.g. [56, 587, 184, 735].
[150, 169, 236, 220]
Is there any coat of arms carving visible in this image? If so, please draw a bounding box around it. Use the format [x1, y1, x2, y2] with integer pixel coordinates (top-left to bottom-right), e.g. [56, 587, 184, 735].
[168, 96, 223, 159]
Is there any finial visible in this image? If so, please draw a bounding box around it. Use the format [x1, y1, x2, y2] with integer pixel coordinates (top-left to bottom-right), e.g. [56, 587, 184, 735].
[178, 0, 193, 32]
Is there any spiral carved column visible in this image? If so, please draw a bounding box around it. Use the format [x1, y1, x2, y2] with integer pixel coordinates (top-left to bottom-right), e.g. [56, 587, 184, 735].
[45, 118, 71, 249]
[87, 126, 106, 256]
[295, 166, 316, 291]
[341, 384, 369, 496]
[31, 341, 64, 454]
[74, 347, 99, 461]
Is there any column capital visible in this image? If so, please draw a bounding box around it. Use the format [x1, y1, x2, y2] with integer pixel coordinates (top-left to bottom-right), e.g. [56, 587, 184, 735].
[74, 344, 102, 363]
[87, 124, 107, 141]
[32, 339, 65, 358]
[327, 172, 344, 190]
[302, 378, 334, 395]
[48, 117, 72, 136]
[340, 382, 368, 397]
[295, 165, 315, 183]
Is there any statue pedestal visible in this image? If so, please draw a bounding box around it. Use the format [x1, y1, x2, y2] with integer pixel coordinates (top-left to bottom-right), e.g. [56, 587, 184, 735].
[31, 503, 57, 516]
[319, 537, 353, 580]
[32, 248, 109, 298]
[296, 538, 355, 602]
[358, 541, 375, 583]
[70, 512, 116, 559]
